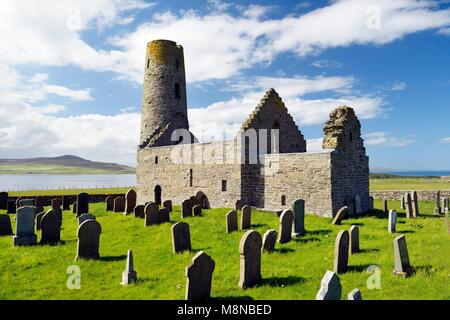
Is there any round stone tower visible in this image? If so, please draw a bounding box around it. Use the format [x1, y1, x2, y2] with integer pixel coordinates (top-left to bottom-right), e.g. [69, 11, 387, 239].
[139, 39, 191, 148]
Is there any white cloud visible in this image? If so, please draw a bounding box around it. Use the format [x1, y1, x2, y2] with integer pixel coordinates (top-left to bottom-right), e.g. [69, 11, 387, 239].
[306, 138, 324, 152]
[391, 81, 407, 91]
[364, 132, 414, 146]
[440, 137, 450, 144]
[311, 59, 343, 68]
[44, 85, 92, 101]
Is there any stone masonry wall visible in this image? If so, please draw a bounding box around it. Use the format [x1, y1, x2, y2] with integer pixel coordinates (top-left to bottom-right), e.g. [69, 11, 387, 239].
[370, 190, 449, 201]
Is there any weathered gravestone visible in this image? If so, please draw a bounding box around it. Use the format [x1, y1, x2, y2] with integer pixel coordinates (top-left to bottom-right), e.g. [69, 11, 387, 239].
[412, 191, 420, 218]
[13, 206, 37, 246]
[316, 270, 342, 300]
[72, 201, 77, 214]
[163, 200, 173, 212]
[354, 195, 362, 214]
[51, 198, 63, 227]
[134, 205, 145, 219]
[347, 289, 362, 300]
[369, 196, 374, 210]
[226, 210, 238, 234]
[238, 230, 262, 289]
[332, 207, 348, 225]
[0, 214, 13, 236]
[159, 208, 170, 223]
[241, 205, 251, 230]
[124, 189, 137, 215]
[349, 225, 359, 255]
[40, 209, 61, 244]
[235, 199, 243, 211]
[78, 213, 96, 225]
[182, 199, 192, 218]
[393, 235, 414, 277]
[333, 230, 349, 274]
[0, 192, 8, 210]
[62, 195, 70, 211]
[19, 199, 34, 207]
[105, 196, 114, 212]
[113, 197, 125, 213]
[193, 205, 202, 216]
[35, 212, 45, 231]
[401, 195, 406, 210]
[278, 209, 293, 244]
[388, 210, 397, 234]
[76, 193, 89, 217]
[7, 200, 16, 214]
[121, 250, 137, 285]
[144, 202, 160, 226]
[292, 199, 306, 236]
[189, 196, 197, 208]
[185, 251, 215, 300]
[76, 219, 101, 260]
[35, 196, 45, 213]
[262, 229, 277, 253]
[383, 199, 388, 214]
[405, 193, 413, 219]
[434, 191, 441, 215]
[172, 222, 191, 253]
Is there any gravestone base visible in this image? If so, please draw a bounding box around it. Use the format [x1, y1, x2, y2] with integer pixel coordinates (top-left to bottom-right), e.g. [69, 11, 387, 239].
[13, 234, 37, 247]
[392, 266, 415, 278]
[75, 254, 100, 262]
[121, 271, 137, 285]
[291, 230, 306, 238]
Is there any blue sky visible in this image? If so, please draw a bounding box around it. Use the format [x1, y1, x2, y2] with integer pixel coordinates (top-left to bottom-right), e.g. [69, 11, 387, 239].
[0, 0, 449, 169]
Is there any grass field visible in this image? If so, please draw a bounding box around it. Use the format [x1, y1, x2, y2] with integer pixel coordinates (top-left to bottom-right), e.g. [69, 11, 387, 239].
[0, 164, 134, 175]
[370, 178, 450, 191]
[0, 199, 448, 300]
[8, 188, 130, 197]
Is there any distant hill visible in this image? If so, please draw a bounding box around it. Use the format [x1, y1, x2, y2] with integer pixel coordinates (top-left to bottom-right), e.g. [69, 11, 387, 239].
[0, 155, 135, 174]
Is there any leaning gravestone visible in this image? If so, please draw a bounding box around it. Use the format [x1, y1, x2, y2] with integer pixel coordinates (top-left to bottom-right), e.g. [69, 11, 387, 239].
[333, 230, 350, 274]
[35, 212, 45, 231]
[76, 193, 89, 217]
[62, 195, 70, 211]
[354, 195, 362, 214]
[144, 202, 160, 226]
[393, 234, 414, 277]
[113, 197, 125, 213]
[76, 219, 101, 260]
[412, 191, 420, 218]
[0, 214, 13, 236]
[292, 199, 306, 236]
[163, 200, 173, 212]
[434, 191, 442, 215]
[388, 210, 397, 234]
[241, 205, 251, 230]
[332, 207, 348, 225]
[349, 225, 359, 255]
[121, 250, 137, 285]
[7, 200, 16, 214]
[172, 222, 191, 253]
[78, 213, 96, 225]
[182, 199, 192, 218]
[278, 209, 294, 244]
[13, 206, 37, 246]
[316, 270, 342, 300]
[134, 205, 145, 219]
[105, 196, 114, 211]
[405, 193, 413, 219]
[40, 209, 61, 244]
[262, 229, 277, 253]
[347, 289, 362, 300]
[185, 251, 215, 300]
[401, 195, 406, 210]
[19, 199, 34, 207]
[0, 192, 8, 210]
[238, 230, 262, 289]
[193, 205, 202, 216]
[226, 211, 238, 234]
[124, 189, 137, 215]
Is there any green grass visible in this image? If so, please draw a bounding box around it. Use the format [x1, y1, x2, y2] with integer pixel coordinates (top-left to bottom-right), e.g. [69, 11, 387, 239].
[0, 199, 448, 300]
[8, 188, 131, 197]
[0, 164, 134, 174]
[370, 178, 450, 191]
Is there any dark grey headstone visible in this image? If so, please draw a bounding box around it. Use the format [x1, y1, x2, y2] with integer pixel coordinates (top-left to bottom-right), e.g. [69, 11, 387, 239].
[62, 195, 70, 211]
[19, 199, 34, 207]
[401, 195, 406, 210]
[13, 206, 37, 246]
[105, 196, 114, 211]
[262, 229, 277, 253]
[412, 191, 419, 217]
[113, 197, 125, 213]
[51, 198, 61, 210]
[185, 251, 215, 300]
[393, 234, 414, 277]
[40, 209, 61, 244]
[388, 210, 397, 233]
[349, 225, 359, 255]
[0, 192, 9, 210]
[163, 200, 173, 212]
[0, 214, 13, 236]
[241, 205, 251, 230]
[7, 200, 16, 214]
[332, 207, 348, 225]
[333, 230, 349, 274]
[383, 199, 388, 214]
[226, 210, 238, 234]
[278, 209, 293, 244]
[405, 193, 413, 219]
[144, 202, 160, 226]
[35, 196, 45, 213]
[182, 199, 192, 218]
[76, 193, 89, 217]
[235, 200, 243, 211]
[172, 222, 191, 253]
[316, 271, 342, 300]
[292, 199, 306, 236]
[434, 191, 441, 215]
[134, 205, 145, 219]
[124, 189, 137, 215]
[347, 288, 362, 300]
[121, 250, 137, 285]
[193, 205, 202, 216]
[159, 208, 170, 223]
[76, 219, 101, 260]
[78, 213, 96, 225]
[239, 230, 262, 289]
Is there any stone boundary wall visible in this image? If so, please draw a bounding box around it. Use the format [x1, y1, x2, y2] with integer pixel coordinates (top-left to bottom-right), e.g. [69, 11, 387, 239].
[7, 194, 125, 206]
[370, 190, 450, 201]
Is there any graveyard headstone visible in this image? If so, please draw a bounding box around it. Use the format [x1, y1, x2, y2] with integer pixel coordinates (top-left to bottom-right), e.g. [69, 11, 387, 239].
[163, 200, 173, 212]
[193, 205, 202, 216]
[134, 205, 145, 219]
[332, 207, 348, 225]
[238, 230, 262, 289]
[76, 219, 101, 260]
[278, 209, 293, 244]
[347, 289, 362, 300]
[185, 251, 215, 300]
[78, 213, 96, 225]
[316, 271, 342, 300]
[388, 210, 397, 234]
[393, 234, 414, 277]
[105, 196, 114, 211]
[0, 214, 13, 236]
[333, 230, 349, 274]
[13, 206, 37, 246]
[121, 250, 137, 285]
[292, 199, 306, 236]
[144, 202, 160, 226]
[0, 192, 8, 210]
[262, 229, 277, 253]
[349, 225, 359, 255]
[241, 205, 251, 230]
[113, 197, 125, 213]
[172, 222, 191, 253]
[40, 209, 61, 244]
[76, 193, 89, 217]
[182, 199, 192, 218]
[226, 210, 238, 234]
[124, 189, 137, 215]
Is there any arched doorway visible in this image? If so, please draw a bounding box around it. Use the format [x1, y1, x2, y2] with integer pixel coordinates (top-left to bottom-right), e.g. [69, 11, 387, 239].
[154, 185, 162, 206]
